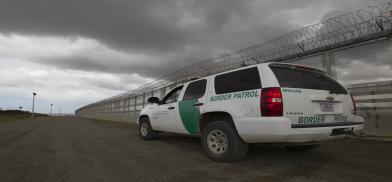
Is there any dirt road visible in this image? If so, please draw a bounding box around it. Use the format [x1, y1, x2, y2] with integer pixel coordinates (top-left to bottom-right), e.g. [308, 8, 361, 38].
[0, 117, 391, 182]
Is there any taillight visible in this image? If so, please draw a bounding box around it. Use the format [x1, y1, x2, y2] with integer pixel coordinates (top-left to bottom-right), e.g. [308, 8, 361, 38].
[261, 87, 283, 116]
[350, 94, 356, 115]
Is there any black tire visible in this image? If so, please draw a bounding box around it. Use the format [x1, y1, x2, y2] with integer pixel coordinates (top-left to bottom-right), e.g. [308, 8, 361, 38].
[139, 117, 158, 140]
[201, 121, 248, 162]
[285, 144, 319, 151]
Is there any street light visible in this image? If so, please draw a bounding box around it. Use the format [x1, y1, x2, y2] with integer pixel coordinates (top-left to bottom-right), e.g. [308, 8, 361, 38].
[50, 104, 53, 116]
[31, 92, 37, 118]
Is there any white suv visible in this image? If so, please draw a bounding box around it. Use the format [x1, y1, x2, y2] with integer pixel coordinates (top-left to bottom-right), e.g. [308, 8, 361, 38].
[138, 63, 364, 162]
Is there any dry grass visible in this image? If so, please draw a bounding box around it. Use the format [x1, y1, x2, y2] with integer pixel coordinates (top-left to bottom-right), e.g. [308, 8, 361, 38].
[0, 110, 47, 122]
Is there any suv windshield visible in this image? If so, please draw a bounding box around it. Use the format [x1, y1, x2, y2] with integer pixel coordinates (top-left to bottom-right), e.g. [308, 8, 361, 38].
[270, 64, 348, 94]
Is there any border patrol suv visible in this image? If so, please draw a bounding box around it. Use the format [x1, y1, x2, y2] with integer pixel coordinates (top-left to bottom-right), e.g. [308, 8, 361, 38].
[138, 63, 364, 162]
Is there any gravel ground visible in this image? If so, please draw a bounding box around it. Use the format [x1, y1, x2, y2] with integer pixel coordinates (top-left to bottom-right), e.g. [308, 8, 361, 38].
[0, 116, 391, 182]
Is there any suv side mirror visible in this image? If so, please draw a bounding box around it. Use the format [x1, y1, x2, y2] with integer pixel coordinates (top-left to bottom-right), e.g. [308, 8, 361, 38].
[147, 97, 160, 104]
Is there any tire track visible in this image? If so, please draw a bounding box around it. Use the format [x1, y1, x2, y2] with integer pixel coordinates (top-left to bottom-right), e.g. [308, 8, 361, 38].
[0, 120, 45, 147]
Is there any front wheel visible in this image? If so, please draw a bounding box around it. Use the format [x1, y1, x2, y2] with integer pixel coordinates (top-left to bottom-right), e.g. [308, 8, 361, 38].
[201, 121, 248, 162]
[139, 118, 158, 140]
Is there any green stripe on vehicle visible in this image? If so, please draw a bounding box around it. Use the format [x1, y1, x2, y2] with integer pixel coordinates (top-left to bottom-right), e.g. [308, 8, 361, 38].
[179, 99, 200, 134]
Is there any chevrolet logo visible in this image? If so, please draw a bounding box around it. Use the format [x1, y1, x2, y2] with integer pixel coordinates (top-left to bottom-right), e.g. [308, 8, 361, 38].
[326, 96, 335, 102]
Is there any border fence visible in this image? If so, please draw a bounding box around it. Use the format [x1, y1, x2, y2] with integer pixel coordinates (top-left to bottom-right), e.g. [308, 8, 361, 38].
[75, 80, 392, 137]
[76, 2, 392, 137]
[347, 80, 392, 137]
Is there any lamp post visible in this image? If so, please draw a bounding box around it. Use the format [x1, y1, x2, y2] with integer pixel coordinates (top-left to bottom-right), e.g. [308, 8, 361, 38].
[31, 92, 37, 118]
[50, 104, 53, 116]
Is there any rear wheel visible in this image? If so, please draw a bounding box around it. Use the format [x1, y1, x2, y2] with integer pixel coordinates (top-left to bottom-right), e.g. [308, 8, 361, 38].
[139, 118, 158, 140]
[201, 121, 248, 162]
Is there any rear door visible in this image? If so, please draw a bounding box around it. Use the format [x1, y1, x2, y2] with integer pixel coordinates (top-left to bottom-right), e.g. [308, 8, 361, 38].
[177, 79, 208, 135]
[269, 64, 355, 128]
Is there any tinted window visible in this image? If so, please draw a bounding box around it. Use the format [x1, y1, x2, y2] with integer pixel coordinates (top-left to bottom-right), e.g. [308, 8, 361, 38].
[183, 79, 207, 100]
[215, 67, 261, 94]
[270, 65, 348, 94]
[161, 86, 183, 104]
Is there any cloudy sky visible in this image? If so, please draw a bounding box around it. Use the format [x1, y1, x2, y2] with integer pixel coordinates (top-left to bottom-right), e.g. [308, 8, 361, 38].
[0, 0, 391, 114]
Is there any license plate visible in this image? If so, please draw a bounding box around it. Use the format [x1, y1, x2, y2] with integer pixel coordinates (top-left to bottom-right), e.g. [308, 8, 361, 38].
[320, 102, 334, 112]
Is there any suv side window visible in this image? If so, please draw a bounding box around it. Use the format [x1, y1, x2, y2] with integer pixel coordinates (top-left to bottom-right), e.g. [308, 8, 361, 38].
[160, 86, 183, 104]
[183, 79, 207, 100]
[214, 67, 261, 94]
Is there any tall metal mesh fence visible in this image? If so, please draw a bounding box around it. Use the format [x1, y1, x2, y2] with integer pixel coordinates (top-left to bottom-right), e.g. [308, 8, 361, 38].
[77, 2, 392, 115]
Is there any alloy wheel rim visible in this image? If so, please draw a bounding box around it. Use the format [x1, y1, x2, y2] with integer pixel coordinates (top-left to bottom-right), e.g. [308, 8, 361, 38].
[141, 122, 148, 136]
[207, 129, 228, 155]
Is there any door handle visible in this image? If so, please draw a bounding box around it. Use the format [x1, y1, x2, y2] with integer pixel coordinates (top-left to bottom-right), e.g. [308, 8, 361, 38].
[194, 103, 204, 107]
[168, 106, 175, 110]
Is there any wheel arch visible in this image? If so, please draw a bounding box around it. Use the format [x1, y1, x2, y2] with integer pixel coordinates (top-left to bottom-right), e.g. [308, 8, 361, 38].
[199, 111, 237, 133]
[138, 115, 149, 125]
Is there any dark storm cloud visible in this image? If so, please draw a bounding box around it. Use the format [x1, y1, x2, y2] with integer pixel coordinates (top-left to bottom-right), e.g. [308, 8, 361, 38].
[0, 0, 184, 52]
[0, 0, 250, 53]
[0, 0, 300, 77]
[0, 0, 388, 79]
[0, 0, 259, 77]
[39, 55, 169, 78]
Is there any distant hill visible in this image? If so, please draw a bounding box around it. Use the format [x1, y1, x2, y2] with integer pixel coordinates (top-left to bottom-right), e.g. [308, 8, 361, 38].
[0, 110, 48, 121]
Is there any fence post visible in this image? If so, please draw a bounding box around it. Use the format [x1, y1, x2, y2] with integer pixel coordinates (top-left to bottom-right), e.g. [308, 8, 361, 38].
[321, 52, 337, 79]
[134, 96, 137, 111]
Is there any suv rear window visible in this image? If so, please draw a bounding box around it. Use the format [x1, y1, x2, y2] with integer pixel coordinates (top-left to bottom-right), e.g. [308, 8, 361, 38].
[270, 64, 348, 94]
[183, 79, 207, 100]
[215, 67, 261, 94]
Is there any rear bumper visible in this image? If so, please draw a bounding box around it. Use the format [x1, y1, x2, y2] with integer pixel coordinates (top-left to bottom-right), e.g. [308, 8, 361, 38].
[234, 115, 364, 143]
